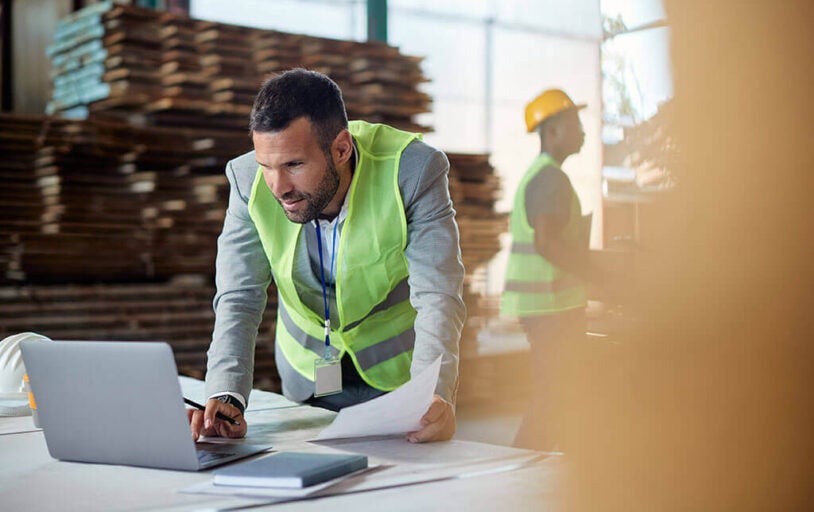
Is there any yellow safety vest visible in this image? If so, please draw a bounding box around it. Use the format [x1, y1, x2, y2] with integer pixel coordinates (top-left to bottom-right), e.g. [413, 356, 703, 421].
[502, 153, 586, 317]
[248, 120, 421, 392]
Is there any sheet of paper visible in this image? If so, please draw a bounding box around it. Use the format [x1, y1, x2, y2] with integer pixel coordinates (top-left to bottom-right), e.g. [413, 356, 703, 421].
[313, 356, 441, 441]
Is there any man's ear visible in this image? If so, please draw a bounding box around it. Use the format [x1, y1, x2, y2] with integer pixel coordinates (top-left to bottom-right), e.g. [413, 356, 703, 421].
[332, 129, 354, 166]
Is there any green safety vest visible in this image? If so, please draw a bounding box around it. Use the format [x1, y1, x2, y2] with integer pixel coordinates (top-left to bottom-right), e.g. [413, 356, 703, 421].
[248, 120, 421, 393]
[502, 153, 586, 317]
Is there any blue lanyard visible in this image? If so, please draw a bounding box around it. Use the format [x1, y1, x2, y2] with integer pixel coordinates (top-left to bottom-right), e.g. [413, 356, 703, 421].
[314, 220, 339, 360]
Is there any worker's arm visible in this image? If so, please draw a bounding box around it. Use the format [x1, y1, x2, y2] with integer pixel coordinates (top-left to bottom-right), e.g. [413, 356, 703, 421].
[532, 212, 592, 280]
[401, 141, 466, 443]
[526, 165, 595, 282]
[190, 154, 272, 440]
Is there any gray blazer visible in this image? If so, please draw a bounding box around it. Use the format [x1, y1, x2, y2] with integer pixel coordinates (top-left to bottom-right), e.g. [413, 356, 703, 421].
[205, 137, 466, 405]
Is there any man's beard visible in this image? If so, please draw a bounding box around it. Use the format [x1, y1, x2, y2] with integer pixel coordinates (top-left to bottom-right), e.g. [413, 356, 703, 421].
[276, 158, 340, 224]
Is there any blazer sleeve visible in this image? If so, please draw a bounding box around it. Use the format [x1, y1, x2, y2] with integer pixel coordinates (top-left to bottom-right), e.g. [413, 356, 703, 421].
[399, 141, 466, 404]
[205, 154, 272, 403]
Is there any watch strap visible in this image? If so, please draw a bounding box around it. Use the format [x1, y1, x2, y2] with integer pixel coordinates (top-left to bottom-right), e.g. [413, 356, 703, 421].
[213, 394, 245, 415]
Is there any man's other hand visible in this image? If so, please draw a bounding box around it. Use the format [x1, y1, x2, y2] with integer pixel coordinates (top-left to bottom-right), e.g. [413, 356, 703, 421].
[406, 394, 455, 443]
[187, 398, 247, 440]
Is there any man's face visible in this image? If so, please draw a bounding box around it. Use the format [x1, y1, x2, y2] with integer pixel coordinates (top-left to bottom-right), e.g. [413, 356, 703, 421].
[253, 117, 340, 224]
[556, 108, 586, 156]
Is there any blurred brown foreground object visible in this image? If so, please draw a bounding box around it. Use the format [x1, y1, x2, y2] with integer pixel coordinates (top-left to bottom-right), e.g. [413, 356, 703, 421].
[559, 1, 814, 511]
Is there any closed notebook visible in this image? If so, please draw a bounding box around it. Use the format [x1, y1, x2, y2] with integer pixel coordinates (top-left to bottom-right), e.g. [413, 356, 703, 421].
[213, 451, 368, 488]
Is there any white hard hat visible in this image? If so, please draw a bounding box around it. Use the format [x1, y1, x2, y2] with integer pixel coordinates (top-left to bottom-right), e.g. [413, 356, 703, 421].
[0, 332, 51, 397]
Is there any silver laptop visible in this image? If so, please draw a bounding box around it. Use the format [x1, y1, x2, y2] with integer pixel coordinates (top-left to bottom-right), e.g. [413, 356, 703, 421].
[20, 340, 271, 471]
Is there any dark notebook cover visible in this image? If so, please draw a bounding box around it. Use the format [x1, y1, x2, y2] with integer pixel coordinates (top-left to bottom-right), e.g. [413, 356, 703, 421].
[212, 451, 368, 488]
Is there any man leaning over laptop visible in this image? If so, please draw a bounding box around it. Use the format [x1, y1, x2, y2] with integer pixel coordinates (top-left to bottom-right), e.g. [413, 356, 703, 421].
[187, 69, 465, 444]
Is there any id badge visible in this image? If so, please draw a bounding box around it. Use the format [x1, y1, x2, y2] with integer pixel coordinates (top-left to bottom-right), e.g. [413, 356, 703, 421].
[314, 357, 342, 397]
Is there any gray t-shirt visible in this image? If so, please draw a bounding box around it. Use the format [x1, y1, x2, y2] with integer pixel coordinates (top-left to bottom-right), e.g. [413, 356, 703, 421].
[525, 164, 572, 227]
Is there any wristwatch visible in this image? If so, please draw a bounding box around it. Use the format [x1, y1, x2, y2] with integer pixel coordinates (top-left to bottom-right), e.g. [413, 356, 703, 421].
[214, 394, 245, 415]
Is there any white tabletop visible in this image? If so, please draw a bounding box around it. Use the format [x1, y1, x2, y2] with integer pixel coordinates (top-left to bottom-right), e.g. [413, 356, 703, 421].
[0, 378, 561, 511]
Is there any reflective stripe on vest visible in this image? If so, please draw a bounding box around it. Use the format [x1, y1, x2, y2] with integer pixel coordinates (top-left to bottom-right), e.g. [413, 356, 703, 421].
[276, 279, 416, 371]
[248, 120, 421, 394]
[501, 153, 586, 317]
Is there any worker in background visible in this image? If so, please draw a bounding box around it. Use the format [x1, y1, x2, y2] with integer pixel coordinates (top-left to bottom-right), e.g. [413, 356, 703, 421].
[502, 89, 592, 451]
[188, 69, 466, 443]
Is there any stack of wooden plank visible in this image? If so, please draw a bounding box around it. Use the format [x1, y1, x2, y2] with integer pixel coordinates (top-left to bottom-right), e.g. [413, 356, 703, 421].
[0, 115, 63, 233]
[197, 22, 255, 112]
[447, 153, 509, 355]
[0, 114, 251, 283]
[47, 2, 164, 119]
[301, 38, 431, 133]
[0, 278, 280, 391]
[151, 15, 210, 127]
[44, 2, 111, 119]
[1, 115, 68, 281]
[252, 29, 304, 76]
[147, 20, 255, 130]
[46, 3, 433, 134]
[447, 153, 507, 279]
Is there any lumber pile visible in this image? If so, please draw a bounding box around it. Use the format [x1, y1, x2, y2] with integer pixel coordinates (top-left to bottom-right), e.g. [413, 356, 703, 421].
[0, 113, 249, 283]
[447, 153, 507, 277]
[304, 39, 432, 133]
[447, 153, 508, 356]
[46, 2, 431, 133]
[0, 278, 280, 391]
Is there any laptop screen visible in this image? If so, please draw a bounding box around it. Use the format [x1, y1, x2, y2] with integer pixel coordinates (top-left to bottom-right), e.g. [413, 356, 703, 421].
[20, 341, 268, 471]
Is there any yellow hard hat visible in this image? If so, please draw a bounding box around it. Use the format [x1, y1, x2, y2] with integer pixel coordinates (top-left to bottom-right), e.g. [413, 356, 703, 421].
[525, 89, 586, 133]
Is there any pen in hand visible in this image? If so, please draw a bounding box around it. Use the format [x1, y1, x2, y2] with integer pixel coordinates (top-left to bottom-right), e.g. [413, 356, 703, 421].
[184, 397, 241, 426]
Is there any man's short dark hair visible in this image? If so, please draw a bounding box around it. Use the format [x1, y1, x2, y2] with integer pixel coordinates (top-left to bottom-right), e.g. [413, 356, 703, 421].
[250, 69, 348, 154]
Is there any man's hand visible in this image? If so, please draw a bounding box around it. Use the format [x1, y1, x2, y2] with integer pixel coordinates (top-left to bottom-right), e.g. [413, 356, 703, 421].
[187, 398, 247, 441]
[406, 394, 456, 443]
